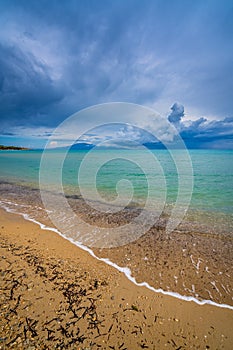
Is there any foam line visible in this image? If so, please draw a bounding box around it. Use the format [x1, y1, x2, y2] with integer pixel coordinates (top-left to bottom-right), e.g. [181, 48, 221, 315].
[1, 201, 233, 311]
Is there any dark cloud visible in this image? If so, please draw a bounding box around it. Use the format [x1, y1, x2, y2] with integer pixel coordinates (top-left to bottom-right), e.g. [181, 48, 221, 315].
[178, 112, 233, 149]
[0, 43, 64, 129]
[166, 102, 233, 148]
[1, 132, 15, 136]
[168, 103, 184, 124]
[182, 117, 233, 137]
[0, 0, 232, 149]
[0, 0, 169, 131]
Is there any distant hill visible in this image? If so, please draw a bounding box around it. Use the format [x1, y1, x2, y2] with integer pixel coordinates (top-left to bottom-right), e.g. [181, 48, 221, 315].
[50, 140, 201, 151]
[143, 142, 166, 149]
[0, 145, 29, 150]
[61, 142, 166, 150]
[70, 142, 95, 150]
[70, 142, 165, 150]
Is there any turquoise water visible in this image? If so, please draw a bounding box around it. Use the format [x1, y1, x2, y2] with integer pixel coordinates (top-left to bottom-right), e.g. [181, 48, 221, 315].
[0, 149, 232, 215]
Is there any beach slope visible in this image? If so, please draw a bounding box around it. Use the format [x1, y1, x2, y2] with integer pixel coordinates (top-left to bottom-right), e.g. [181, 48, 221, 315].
[0, 209, 232, 349]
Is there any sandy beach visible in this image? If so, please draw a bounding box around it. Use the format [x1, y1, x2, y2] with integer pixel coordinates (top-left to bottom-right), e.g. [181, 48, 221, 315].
[1, 208, 233, 349]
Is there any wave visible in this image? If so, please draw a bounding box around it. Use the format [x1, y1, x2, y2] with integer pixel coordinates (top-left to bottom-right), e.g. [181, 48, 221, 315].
[1, 199, 233, 311]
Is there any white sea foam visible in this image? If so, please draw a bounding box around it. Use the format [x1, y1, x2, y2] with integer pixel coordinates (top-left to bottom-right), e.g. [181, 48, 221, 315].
[190, 255, 202, 272]
[1, 201, 233, 311]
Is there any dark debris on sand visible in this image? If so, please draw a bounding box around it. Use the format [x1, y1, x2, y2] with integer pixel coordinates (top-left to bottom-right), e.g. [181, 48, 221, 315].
[0, 230, 224, 350]
[0, 237, 163, 350]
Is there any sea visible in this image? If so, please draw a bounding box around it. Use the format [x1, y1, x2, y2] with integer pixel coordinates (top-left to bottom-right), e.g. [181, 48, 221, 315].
[0, 149, 233, 309]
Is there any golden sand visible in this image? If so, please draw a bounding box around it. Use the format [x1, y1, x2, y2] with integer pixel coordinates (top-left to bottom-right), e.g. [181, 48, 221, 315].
[0, 208, 233, 349]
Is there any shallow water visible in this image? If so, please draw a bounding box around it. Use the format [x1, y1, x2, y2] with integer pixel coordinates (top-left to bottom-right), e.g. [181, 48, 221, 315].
[1, 149, 232, 211]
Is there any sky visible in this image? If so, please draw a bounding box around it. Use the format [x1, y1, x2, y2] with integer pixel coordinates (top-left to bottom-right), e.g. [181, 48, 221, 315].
[0, 0, 233, 149]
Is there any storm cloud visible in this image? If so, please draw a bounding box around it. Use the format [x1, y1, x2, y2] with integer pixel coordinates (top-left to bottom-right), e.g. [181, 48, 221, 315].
[0, 43, 64, 127]
[168, 103, 185, 124]
[179, 112, 233, 149]
[0, 0, 233, 148]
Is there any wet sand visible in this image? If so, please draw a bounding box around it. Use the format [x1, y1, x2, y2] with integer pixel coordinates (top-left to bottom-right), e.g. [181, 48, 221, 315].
[1, 181, 232, 307]
[94, 227, 233, 306]
[1, 208, 233, 349]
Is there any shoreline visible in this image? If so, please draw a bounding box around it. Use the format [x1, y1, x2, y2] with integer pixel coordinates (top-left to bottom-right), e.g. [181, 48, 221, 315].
[2, 202, 233, 311]
[1, 183, 233, 307]
[1, 208, 233, 349]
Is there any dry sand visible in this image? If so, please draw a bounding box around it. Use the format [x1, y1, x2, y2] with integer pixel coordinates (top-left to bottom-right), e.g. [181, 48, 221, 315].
[0, 208, 233, 349]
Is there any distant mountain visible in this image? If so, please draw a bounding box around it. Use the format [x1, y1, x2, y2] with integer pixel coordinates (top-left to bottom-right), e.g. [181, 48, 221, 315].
[69, 142, 166, 150]
[52, 141, 180, 150]
[143, 142, 166, 149]
[70, 142, 95, 150]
